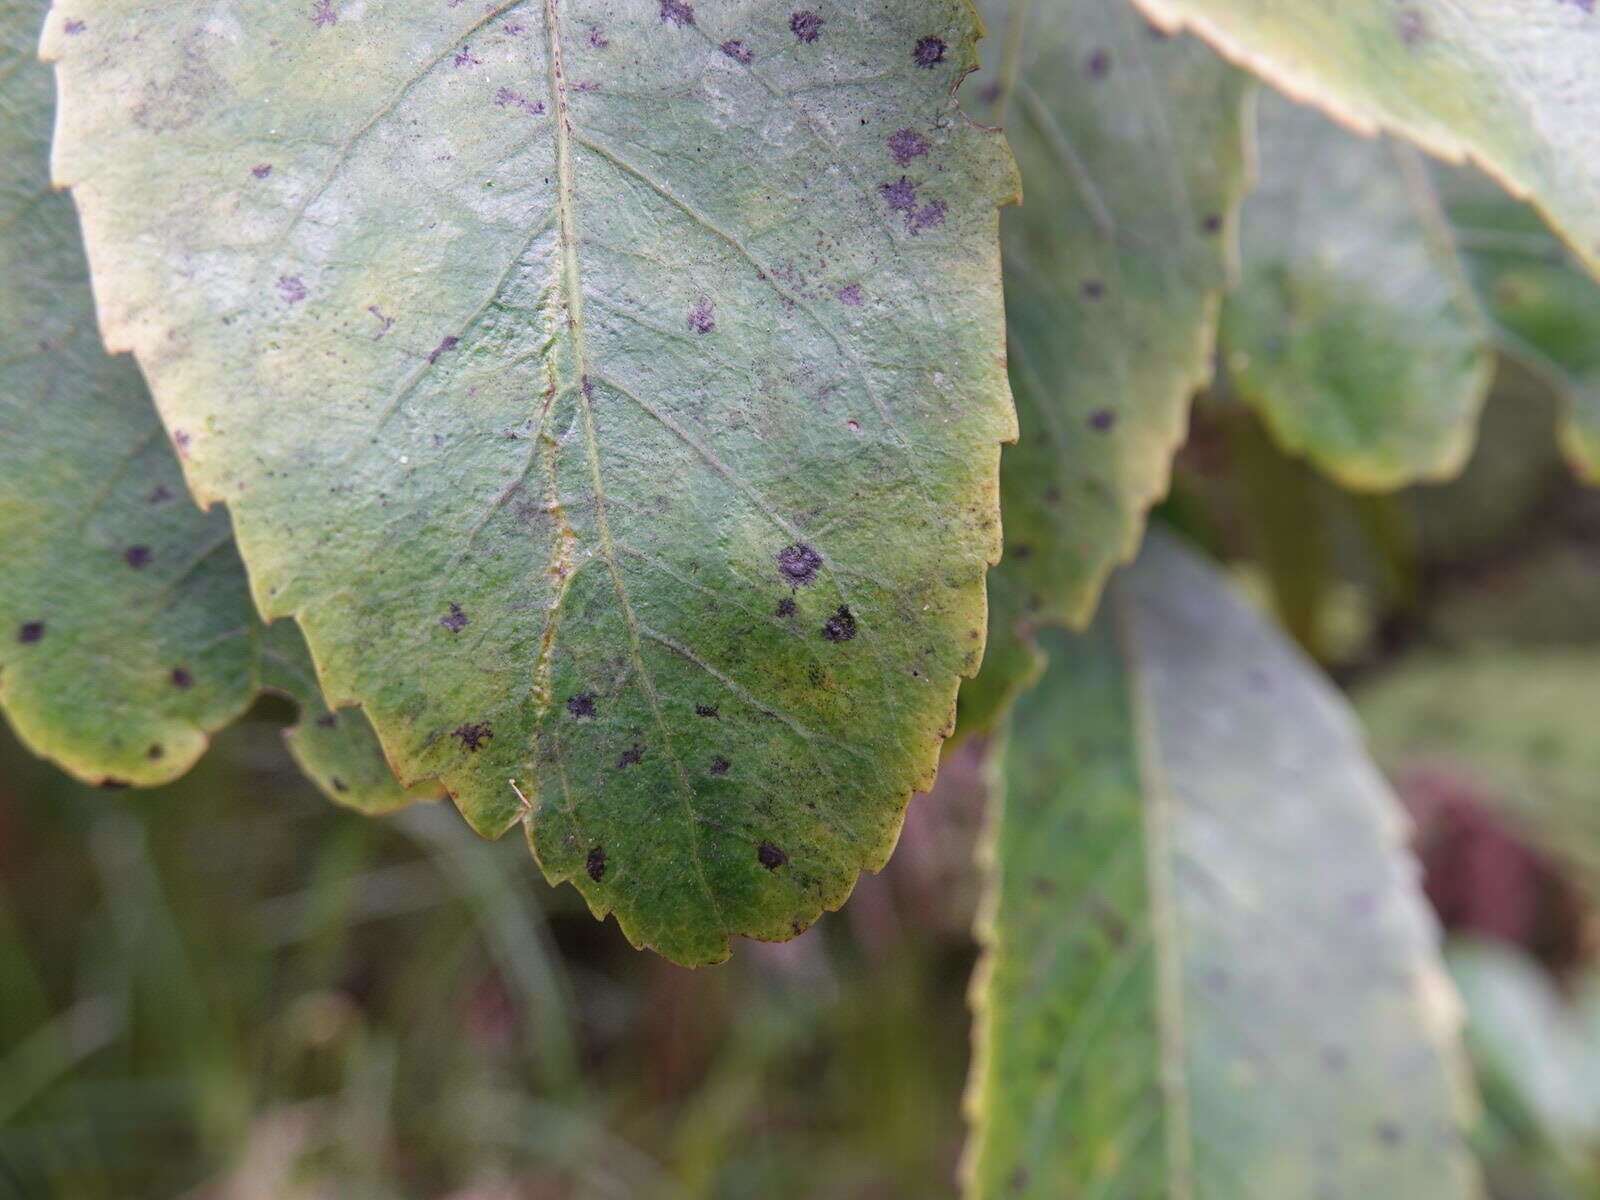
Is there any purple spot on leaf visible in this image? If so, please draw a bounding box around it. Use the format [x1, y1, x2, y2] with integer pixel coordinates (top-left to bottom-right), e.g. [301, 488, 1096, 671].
[913, 36, 945, 67]
[659, 0, 694, 26]
[277, 275, 307, 304]
[789, 10, 823, 41]
[720, 38, 753, 63]
[688, 297, 715, 334]
[887, 128, 929, 166]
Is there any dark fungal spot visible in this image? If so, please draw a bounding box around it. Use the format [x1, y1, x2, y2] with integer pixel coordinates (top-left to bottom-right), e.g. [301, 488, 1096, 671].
[311, 0, 336, 27]
[427, 335, 459, 365]
[907, 201, 946, 235]
[1201, 212, 1223, 234]
[586, 845, 606, 881]
[567, 692, 597, 718]
[170, 666, 193, 688]
[494, 86, 544, 114]
[837, 283, 863, 306]
[1086, 48, 1111, 77]
[586, 27, 609, 48]
[776, 597, 796, 618]
[276, 274, 307, 304]
[1089, 408, 1116, 432]
[789, 10, 823, 40]
[887, 127, 929, 166]
[879, 176, 917, 212]
[709, 755, 731, 776]
[453, 46, 480, 67]
[453, 721, 493, 751]
[821, 605, 857, 642]
[758, 842, 788, 869]
[659, 0, 694, 26]
[17, 621, 44, 644]
[251, 163, 272, 178]
[913, 35, 945, 67]
[123, 545, 152, 569]
[695, 702, 719, 718]
[617, 743, 644, 768]
[720, 38, 753, 64]
[99, 778, 131, 790]
[440, 603, 468, 633]
[147, 744, 164, 760]
[147, 484, 173, 503]
[315, 713, 337, 728]
[777, 542, 822, 586]
[1081, 279, 1105, 300]
[688, 296, 715, 334]
[331, 777, 348, 793]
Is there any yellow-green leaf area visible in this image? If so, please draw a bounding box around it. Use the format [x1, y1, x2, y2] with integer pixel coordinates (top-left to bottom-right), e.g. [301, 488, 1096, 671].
[47, 0, 1018, 963]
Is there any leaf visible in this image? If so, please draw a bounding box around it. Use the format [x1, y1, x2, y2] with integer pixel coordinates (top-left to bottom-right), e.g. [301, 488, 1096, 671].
[0, 0, 418, 812]
[1127, 0, 1600, 284]
[964, 532, 1478, 1198]
[1223, 92, 1492, 490]
[1449, 939, 1600, 1154]
[1355, 645, 1600, 896]
[956, 0, 1253, 738]
[1433, 162, 1600, 481]
[45, 1, 1018, 964]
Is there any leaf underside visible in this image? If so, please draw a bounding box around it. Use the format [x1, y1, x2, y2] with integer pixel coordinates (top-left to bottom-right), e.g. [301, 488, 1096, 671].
[964, 533, 1478, 1198]
[47, 0, 1018, 963]
[1128, 0, 1600, 286]
[1, 0, 420, 812]
[955, 0, 1253, 738]
[1224, 91, 1492, 491]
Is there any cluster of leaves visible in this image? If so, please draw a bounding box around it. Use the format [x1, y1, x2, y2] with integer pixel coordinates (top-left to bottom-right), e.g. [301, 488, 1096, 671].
[9, 0, 1600, 1193]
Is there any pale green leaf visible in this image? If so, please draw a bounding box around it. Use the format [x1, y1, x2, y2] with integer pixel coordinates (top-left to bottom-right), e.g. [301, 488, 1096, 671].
[956, 0, 1252, 738]
[1224, 92, 1492, 490]
[46, 1, 1017, 963]
[1128, 0, 1600, 283]
[1, 0, 418, 811]
[965, 533, 1477, 1198]
[1433, 163, 1600, 481]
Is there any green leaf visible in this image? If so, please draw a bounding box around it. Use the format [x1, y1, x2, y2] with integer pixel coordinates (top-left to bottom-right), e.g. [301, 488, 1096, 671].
[1223, 92, 1492, 490]
[965, 533, 1478, 1198]
[1433, 163, 1600, 481]
[46, 1, 1018, 963]
[1356, 645, 1600, 896]
[1, 0, 417, 812]
[1127, 0, 1600, 284]
[956, 0, 1253, 737]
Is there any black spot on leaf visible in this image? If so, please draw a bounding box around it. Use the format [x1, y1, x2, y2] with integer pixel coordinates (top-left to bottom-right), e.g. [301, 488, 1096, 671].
[18, 621, 44, 644]
[147, 744, 164, 760]
[659, 0, 694, 26]
[879, 176, 917, 212]
[913, 36, 945, 67]
[427, 335, 459, 365]
[821, 605, 857, 642]
[587, 845, 607, 880]
[331, 777, 348, 792]
[720, 38, 753, 64]
[147, 485, 173, 503]
[440, 603, 468, 633]
[1089, 409, 1116, 432]
[709, 755, 731, 776]
[789, 10, 822, 41]
[170, 666, 193, 688]
[567, 692, 597, 718]
[453, 722, 493, 751]
[1201, 212, 1222, 234]
[695, 702, 719, 718]
[688, 297, 715, 334]
[1086, 48, 1111, 77]
[887, 128, 929, 166]
[776, 597, 796, 617]
[315, 713, 337, 728]
[758, 842, 788, 869]
[777, 542, 823, 586]
[251, 163, 272, 178]
[1081, 279, 1105, 300]
[617, 743, 644, 768]
[123, 545, 152, 569]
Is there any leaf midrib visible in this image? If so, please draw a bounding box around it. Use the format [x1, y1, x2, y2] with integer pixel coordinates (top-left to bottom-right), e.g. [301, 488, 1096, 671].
[539, 0, 725, 935]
